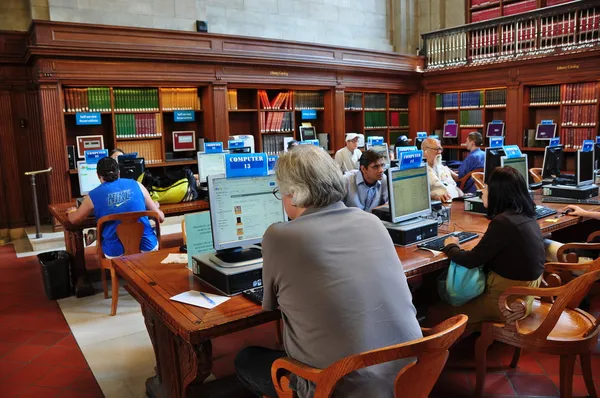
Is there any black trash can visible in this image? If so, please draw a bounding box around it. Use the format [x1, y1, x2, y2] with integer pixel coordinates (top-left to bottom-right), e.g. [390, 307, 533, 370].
[38, 251, 72, 300]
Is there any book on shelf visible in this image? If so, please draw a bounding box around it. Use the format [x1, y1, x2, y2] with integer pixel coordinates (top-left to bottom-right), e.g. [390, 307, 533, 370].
[259, 90, 292, 110]
[344, 92, 363, 110]
[389, 112, 409, 128]
[459, 91, 483, 108]
[563, 82, 597, 104]
[262, 134, 293, 155]
[294, 91, 325, 110]
[261, 111, 293, 133]
[546, 0, 575, 5]
[160, 88, 200, 111]
[561, 104, 597, 127]
[561, 127, 596, 149]
[485, 89, 506, 107]
[529, 85, 561, 105]
[118, 140, 162, 164]
[364, 93, 386, 110]
[389, 94, 409, 110]
[227, 89, 238, 110]
[115, 114, 162, 138]
[435, 93, 459, 109]
[364, 111, 387, 129]
[114, 88, 159, 112]
[459, 110, 483, 126]
[503, 0, 537, 16]
[470, 0, 500, 8]
[471, 6, 500, 22]
[63, 87, 111, 113]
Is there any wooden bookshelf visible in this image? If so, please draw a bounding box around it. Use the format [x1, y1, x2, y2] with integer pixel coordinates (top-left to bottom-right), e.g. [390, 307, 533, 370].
[466, 0, 575, 24]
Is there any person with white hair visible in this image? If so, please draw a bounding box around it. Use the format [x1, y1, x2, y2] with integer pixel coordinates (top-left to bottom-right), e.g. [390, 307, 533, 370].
[234, 145, 422, 398]
[422, 137, 463, 202]
[334, 133, 362, 173]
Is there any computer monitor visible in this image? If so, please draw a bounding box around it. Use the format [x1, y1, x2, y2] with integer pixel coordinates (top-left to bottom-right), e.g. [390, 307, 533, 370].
[577, 150, 595, 186]
[387, 166, 431, 224]
[535, 123, 557, 140]
[299, 126, 316, 141]
[501, 155, 529, 189]
[77, 161, 101, 196]
[443, 123, 458, 139]
[415, 137, 425, 150]
[594, 143, 600, 170]
[365, 142, 391, 168]
[483, 147, 506, 184]
[197, 152, 226, 183]
[541, 145, 564, 180]
[118, 157, 145, 180]
[207, 174, 286, 266]
[486, 122, 505, 137]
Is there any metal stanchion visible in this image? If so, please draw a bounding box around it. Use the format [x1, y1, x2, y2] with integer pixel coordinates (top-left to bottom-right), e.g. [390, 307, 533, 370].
[24, 168, 53, 239]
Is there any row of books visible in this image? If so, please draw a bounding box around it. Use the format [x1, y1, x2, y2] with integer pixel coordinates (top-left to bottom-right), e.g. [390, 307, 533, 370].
[259, 90, 292, 110]
[389, 94, 409, 110]
[560, 128, 597, 149]
[471, 6, 500, 22]
[345, 92, 363, 110]
[563, 83, 597, 104]
[365, 111, 387, 128]
[561, 105, 598, 127]
[227, 89, 239, 110]
[503, 0, 536, 17]
[485, 89, 507, 107]
[114, 88, 159, 112]
[530, 85, 561, 105]
[364, 93, 387, 110]
[547, 0, 574, 5]
[460, 91, 484, 108]
[115, 114, 162, 138]
[389, 112, 409, 128]
[459, 110, 483, 126]
[436, 93, 459, 109]
[262, 135, 293, 156]
[160, 88, 201, 111]
[261, 112, 293, 133]
[64, 87, 111, 113]
[117, 141, 163, 164]
[470, 0, 499, 8]
[294, 91, 325, 110]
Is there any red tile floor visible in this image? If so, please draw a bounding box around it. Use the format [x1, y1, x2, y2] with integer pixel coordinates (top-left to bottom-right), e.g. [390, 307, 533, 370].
[2, 241, 600, 398]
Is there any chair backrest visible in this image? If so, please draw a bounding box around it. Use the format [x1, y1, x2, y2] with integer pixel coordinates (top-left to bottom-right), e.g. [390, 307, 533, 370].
[529, 167, 543, 183]
[96, 211, 162, 258]
[181, 218, 187, 245]
[471, 172, 485, 190]
[458, 168, 484, 191]
[289, 315, 467, 398]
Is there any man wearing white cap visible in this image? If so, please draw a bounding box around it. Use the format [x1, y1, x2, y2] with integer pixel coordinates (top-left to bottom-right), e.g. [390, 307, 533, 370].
[335, 133, 362, 173]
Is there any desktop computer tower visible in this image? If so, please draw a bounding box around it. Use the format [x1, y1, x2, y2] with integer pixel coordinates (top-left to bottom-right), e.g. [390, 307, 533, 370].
[66, 145, 76, 169]
[542, 184, 599, 200]
[317, 133, 329, 150]
[192, 253, 263, 296]
[381, 219, 438, 246]
[464, 197, 487, 214]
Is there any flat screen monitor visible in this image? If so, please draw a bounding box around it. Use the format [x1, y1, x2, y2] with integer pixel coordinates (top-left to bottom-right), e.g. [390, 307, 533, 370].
[415, 138, 425, 150]
[387, 166, 431, 223]
[486, 122, 505, 137]
[594, 143, 600, 170]
[577, 150, 595, 186]
[77, 162, 101, 196]
[541, 145, 564, 179]
[207, 174, 286, 251]
[365, 143, 391, 168]
[443, 123, 458, 138]
[483, 147, 506, 184]
[118, 157, 145, 180]
[197, 152, 226, 183]
[299, 126, 316, 141]
[501, 155, 529, 189]
[536, 123, 557, 140]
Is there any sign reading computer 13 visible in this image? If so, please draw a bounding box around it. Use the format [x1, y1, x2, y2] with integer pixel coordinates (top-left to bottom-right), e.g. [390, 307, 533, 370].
[398, 150, 423, 171]
[225, 153, 268, 178]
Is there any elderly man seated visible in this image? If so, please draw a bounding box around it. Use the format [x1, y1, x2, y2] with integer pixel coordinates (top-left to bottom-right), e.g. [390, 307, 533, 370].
[421, 137, 463, 202]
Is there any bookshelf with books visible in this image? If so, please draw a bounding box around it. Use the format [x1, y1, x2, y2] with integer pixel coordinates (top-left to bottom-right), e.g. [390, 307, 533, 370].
[466, 0, 576, 23]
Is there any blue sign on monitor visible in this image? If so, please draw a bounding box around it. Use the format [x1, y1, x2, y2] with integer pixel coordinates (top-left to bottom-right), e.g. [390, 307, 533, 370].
[446, 120, 456, 124]
[398, 150, 423, 171]
[396, 145, 418, 160]
[368, 136, 384, 145]
[541, 120, 554, 125]
[582, 140, 594, 152]
[174, 110, 195, 122]
[549, 137, 560, 147]
[596, 136, 600, 144]
[268, 155, 278, 171]
[299, 139, 320, 146]
[301, 109, 317, 120]
[205, 142, 223, 153]
[228, 139, 245, 149]
[76, 112, 101, 125]
[225, 153, 268, 178]
[417, 132, 428, 139]
[84, 149, 108, 164]
[490, 137, 504, 148]
[491, 120, 503, 124]
[503, 145, 522, 159]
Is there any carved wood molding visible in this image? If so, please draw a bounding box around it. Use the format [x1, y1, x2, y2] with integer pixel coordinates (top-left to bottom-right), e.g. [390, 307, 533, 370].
[0, 32, 27, 64]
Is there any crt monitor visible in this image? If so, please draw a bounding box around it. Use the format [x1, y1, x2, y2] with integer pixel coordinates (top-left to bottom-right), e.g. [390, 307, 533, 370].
[118, 157, 145, 180]
[197, 152, 226, 183]
[501, 155, 529, 189]
[535, 123, 557, 140]
[577, 150, 595, 186]
[299, 126, 316, 141]
[541, 145, 564, 180]
[365, 142, 391, 168]
[483, 147, 506, 184]
[387, 166, 431, 224]
[207, 174, 286, 267]
[486, 122, 505, 137]
[77, 161, 101, 196]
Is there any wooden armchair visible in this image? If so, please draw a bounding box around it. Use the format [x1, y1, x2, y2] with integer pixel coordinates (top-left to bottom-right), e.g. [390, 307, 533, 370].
[529, 167, 543, 183]
[97, 211, 162, 316]
[457, 168, 484, 192]
[475, 257, 600, 398]
[471, 172, 485, 190]
[270, 314, 467, 398]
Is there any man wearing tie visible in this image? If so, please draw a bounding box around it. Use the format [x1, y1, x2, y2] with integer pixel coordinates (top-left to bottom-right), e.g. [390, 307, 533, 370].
[343, 150, 388, 212]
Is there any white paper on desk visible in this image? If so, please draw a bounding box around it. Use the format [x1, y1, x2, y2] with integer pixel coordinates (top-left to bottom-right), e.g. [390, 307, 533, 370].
[161, 253, 188, 264]
[170, 290, 230, 309]
[417, 247, 443, 256]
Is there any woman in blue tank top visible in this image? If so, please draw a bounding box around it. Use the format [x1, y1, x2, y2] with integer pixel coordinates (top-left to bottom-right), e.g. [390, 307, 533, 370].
[66, 157, 165, 257]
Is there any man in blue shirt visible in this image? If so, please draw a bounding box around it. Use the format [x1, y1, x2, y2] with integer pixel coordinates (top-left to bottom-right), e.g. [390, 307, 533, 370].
[456, 132, 486, 193]
[343, 150, 388, 212]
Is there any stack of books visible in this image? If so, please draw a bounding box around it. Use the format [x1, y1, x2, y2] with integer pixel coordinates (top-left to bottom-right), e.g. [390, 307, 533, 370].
[114, 88, 159, 112]
[64, 87, 111, 112]
[160, 88, 200, 111]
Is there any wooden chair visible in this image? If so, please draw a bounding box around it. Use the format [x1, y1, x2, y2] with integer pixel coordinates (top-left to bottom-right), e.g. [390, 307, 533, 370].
[471, 172, 485, 190]
[457, 168, 484, 192]
[529, 167, 543, 183]
[474, 257, 600, 398]
[97, 211, 162, 316]
[270, 314, 467, 398]
[181, 219, 187, 245]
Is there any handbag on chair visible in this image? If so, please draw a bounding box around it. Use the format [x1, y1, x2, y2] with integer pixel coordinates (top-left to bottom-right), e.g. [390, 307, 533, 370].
[438, 261, 486, 306]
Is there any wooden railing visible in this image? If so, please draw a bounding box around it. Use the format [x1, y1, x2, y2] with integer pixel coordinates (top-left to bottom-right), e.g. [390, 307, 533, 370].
[422, 0, 600, 70]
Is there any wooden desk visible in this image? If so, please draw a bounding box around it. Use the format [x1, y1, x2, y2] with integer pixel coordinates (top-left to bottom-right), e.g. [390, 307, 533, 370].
[48, 200, 209, 297]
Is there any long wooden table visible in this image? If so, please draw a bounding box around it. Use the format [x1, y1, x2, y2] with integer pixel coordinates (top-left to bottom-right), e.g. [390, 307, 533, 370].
[112, 197, 600, 398]
[48, 200, 209, 297]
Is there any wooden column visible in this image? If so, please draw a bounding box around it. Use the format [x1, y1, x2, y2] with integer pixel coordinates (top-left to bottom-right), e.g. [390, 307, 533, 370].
[0, 89, 26, 228]
[332, 86, 345, 151]
[203, 82, 229, 144]
[505, 83, 522, 145]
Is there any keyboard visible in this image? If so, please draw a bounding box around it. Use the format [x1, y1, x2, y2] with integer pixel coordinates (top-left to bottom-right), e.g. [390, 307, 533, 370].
[242, 287, 264, 305]
[542, 197, 600, 205]
[417, 231, 479, 252]
[535, 205, 558, 219]
[165, 157, 194, 162]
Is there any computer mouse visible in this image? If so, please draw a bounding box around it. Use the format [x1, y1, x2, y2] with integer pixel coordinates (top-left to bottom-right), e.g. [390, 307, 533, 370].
[179, 245, 187, 253]
[562, 209, 574, 216]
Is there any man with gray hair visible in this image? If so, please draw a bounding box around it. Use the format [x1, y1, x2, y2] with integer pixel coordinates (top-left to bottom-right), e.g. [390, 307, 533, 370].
[235, 145, 422, 398]
[422, 137, 463, 201]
